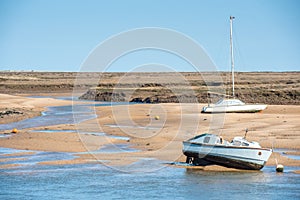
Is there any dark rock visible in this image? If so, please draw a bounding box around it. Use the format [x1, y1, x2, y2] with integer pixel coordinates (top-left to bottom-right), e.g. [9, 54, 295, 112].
[0, 110, 23, 117]
[79, 90, 126, 102]
[130, 97, 144, 103]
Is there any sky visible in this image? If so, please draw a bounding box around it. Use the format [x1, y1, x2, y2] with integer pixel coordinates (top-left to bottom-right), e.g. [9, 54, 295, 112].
[0, 0, 299, 72]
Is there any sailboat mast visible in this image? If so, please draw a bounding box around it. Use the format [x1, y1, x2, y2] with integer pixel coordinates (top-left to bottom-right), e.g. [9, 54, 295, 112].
[230, 16, 235, 97]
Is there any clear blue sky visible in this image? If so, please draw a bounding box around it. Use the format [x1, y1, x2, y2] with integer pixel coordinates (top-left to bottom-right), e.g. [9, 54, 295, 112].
[0, 0, 299, 72]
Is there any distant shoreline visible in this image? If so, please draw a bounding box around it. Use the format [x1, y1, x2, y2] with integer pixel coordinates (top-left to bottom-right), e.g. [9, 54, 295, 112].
[1, 71, 299, 105]
[1, 70, 299, 73]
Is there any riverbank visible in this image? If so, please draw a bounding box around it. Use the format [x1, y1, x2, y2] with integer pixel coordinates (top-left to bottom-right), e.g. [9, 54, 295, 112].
[0, 94, 74, 124]
[0, 94, 299, 171]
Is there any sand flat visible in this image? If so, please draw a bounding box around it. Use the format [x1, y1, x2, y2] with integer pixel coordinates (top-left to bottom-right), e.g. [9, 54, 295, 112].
[0, 94, 299, 168]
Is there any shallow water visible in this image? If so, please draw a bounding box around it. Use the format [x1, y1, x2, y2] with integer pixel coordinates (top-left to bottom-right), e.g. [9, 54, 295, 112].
[96, 144, 139, 153]
[0, 147, 76, 166]
[0, 161, 299, 200]
[0, 105, 96, 131]
[0, 99, 134, 131]
[1, 145, 299, 199]
[274, 148, 300, 161]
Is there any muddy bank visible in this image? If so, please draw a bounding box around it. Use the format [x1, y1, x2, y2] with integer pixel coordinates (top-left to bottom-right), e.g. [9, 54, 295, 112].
[1, 72, 299, 104]
[0, 94, 72, 124]
[0, 108, 40, 124]
[79, 87, 299, 104]
[77, 72, 300, 104]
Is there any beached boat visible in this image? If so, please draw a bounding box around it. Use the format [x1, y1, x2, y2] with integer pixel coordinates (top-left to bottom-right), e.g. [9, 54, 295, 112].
[182, 133, 272, 170]
[202, 99, 267, 113]
[202, 16, 267, 113]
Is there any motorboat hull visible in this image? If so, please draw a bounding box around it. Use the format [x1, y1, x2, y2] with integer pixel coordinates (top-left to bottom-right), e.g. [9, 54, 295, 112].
[183, 142, 272, 170]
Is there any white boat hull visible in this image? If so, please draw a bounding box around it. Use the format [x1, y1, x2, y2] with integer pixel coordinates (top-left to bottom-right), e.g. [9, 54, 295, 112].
[202, 104, 267, 113]
[183, 142, 272, 170]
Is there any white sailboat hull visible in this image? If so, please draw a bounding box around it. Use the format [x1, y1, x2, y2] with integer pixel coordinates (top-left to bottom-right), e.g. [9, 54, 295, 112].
[202, 104, 267, 113]
[183, 142, 272, 170]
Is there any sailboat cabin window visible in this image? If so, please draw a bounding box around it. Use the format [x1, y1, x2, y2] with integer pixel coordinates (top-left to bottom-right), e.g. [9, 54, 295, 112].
[242, 142, 249, 146]
[204, 137, 210, 143]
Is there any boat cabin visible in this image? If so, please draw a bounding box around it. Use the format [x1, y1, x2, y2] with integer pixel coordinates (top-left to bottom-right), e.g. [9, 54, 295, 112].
[215, 99, 245, 106]
[186, 134, 261, 148]
[231, 137, 261, 148]
[187, 134, 226, 145]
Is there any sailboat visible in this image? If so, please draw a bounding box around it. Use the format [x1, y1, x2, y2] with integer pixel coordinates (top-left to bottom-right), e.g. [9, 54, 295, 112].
[202, 16, 267, 113]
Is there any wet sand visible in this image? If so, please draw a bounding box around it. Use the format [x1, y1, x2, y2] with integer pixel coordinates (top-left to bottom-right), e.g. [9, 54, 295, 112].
[0, 94, 299, 170]
[0, 94, 71, 124]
